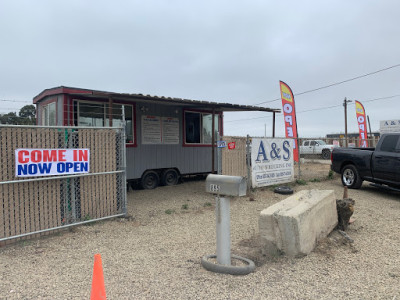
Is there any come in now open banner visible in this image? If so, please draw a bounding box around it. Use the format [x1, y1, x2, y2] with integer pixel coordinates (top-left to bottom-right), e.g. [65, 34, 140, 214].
[15, 149, 90, 177]
[251, 138, 294, 188]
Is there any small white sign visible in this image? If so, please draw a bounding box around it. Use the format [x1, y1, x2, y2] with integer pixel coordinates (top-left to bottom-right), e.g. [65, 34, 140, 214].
[217, 141, 227, 148]
[142, 115, 162, 144]
[162, 117, 179, 144]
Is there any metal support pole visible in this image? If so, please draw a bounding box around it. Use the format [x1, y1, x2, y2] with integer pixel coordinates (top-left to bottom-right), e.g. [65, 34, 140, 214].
[367, 115, 373, 146]
[121, 105, 127, 214]
[272, 112, 276, 138]
[343, 98, 352, 147]
[217, 132, 222, 175]
[211, 109, 215, 173]
[297, 138, 301, 180]
[344, 98, 348, 147]
[246, 135, 251, 194]
[216, 196, 231, 266]
[108, 97, 113, 127]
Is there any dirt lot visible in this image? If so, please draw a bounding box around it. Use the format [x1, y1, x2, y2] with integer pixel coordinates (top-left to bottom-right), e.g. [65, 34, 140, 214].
[1, 163, 399, 299]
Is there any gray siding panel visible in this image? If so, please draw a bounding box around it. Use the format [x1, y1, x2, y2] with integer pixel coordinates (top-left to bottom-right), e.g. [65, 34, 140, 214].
[57, 96, 63, 126]
[126, 104, 218, 180]
[126, 145, 214, 179]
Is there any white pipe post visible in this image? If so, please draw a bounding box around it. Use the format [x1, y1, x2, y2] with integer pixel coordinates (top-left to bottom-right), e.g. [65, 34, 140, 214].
[216, 196, 231, 265]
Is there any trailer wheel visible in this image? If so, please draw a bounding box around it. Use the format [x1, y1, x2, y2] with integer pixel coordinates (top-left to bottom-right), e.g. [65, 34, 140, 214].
[161, 169, 179, 186]
[322, 149, 330, 160]
[141, 170, 159, 189]
[341, 165, 363, 189]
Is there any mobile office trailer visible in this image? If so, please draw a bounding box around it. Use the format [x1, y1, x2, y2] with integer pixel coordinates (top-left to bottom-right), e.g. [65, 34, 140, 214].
[33, 86, 280, 189]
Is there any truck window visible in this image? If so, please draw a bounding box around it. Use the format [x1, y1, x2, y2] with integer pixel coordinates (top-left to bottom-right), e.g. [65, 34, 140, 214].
[380, 135, 400, 152]
[310, 141, 316, 146]
[304, 141, 309, 146]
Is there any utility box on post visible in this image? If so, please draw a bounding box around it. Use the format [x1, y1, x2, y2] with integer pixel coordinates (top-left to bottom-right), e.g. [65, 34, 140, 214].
[205, 174, 247, 197]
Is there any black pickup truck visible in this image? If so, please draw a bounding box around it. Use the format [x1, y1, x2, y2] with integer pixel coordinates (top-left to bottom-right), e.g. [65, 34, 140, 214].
[331, 133, 400, 189]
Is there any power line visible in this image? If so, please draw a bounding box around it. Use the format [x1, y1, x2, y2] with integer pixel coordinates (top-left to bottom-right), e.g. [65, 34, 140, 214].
[254, 63, 400, 106]
[225, 94, 400, 123]
[357, 94, 400, 104]
[2, 63, 399, 107]
[0, 99, 31, 103]
[297, 94, 400, 114]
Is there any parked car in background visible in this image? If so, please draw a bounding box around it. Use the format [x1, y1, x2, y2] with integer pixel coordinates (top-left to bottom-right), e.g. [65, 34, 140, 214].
[331, 133, 400, 189]
[299, 139, 337, 159]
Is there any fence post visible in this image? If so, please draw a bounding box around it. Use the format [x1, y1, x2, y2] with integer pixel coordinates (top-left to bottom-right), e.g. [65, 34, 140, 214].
[297, 137, 301, 181]
[246, 135, 251, 194]
[121, 106, 127, 215]
[217, 132, 222, 175]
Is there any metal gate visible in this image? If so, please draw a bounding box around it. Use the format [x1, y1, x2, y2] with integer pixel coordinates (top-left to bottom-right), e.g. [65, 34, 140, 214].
[0, 125, 127, 243]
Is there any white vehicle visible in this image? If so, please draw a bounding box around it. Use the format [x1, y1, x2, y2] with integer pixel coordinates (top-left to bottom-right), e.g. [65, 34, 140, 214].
[299, 140, 337, 159]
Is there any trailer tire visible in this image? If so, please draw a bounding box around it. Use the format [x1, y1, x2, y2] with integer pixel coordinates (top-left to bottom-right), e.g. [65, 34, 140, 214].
[141, 170, 160, 189]
[161, 169, 179, 186]
[322, 149, 330, 160]
[341, 165, 363, 189]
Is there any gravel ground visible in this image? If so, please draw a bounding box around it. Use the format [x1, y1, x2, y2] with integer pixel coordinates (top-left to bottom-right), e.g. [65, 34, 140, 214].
[1, 163, 399, 299]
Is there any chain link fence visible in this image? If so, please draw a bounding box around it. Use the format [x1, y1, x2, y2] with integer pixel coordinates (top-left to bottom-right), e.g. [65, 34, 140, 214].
[0, 125, 126, 244]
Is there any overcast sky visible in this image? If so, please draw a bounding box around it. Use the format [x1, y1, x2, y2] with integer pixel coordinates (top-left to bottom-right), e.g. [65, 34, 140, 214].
[1, 0, 399, 137]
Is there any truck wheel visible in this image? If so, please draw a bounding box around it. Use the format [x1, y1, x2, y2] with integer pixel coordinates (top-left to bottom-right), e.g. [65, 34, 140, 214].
[341, 165, 363, 189]
[161, 169, 179, 186]
[322, 149, 330, 160]
[141, 170, 159, 189]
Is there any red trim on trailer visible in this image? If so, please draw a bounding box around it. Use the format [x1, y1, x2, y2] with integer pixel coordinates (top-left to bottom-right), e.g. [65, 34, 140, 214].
[132, 102, 137, 147]
[63, 95, 68, 126]
[69, 96, 73, 126]
[33, 87, 92, 104]
[183, 144, 215, 148]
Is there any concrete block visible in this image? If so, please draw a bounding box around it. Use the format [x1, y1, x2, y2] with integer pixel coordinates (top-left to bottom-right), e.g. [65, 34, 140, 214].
[259, 190, 337, 257]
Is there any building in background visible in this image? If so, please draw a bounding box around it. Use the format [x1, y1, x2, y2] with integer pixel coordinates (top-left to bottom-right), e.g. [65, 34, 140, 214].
[380, 120, 400, 134]
[326, 132, 380, 147]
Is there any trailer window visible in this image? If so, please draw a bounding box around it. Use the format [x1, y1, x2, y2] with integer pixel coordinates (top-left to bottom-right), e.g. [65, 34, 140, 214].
[42, 102, 56, 126]
[106, 104, 134, 144]
[78, 103, 105, 127]
[184, 111, 219, 144]
[76, 101, 135, 145]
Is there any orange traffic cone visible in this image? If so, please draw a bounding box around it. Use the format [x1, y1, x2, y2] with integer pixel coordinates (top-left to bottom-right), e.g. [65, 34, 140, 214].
[90, 254, 107, 300]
